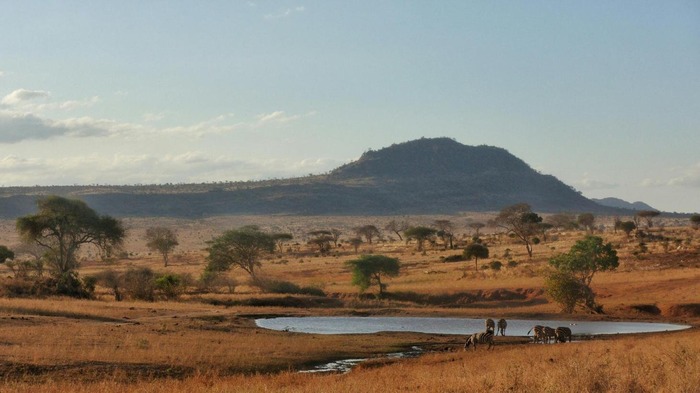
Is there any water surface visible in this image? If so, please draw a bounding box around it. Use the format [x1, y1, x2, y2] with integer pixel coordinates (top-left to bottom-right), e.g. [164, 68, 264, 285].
[256, 316, 690, 336]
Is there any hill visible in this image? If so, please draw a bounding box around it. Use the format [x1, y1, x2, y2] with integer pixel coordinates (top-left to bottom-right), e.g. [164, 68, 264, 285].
[0, 137, 626, 218]
[592, 197, 656, 211]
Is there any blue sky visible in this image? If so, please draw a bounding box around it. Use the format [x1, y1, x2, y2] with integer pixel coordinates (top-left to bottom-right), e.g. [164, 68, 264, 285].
[1, 1, 698, 213]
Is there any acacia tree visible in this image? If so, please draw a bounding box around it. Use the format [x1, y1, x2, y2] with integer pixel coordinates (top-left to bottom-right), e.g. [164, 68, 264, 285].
[16, 196, 125, 276]
[577, 213, 596, 233]
[404, 226, 437, 252]
[433, 219, 455, 249]
[468, 222, 486, 238]
[271, 232, 293, 253]
[493, 203, 543, 258]
[547, 235, 619, 313]
[546, 213, 577, 231]
[463, 242, 489, 271]
[346, 254, 400, 296]
[145, 227, 179, 267]
[348, 237, 363, 254]
[330, 229, 342, 247]
[205, 226, 275, 280]
[636, 210, 660, 229]
[354, 225, 381, 244]
[384, 219, 409, 241]
[307, 230, 334, 255]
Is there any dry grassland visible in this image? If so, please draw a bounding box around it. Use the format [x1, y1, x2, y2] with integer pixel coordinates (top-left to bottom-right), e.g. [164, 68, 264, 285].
[0, 214, 699, 392]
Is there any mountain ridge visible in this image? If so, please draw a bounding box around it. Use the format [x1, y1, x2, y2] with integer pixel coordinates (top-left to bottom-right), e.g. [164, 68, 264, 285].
[0, 137, 639, 218]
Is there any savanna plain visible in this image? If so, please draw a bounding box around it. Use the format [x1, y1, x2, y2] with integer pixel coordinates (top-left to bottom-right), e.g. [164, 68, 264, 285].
[0, 214, 699, 392]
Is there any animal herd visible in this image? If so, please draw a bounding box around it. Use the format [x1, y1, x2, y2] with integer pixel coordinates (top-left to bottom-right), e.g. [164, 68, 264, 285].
[464, 319, 573, 350]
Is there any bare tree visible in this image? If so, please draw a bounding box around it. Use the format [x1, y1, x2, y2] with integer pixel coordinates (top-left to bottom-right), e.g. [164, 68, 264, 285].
[384, 219, 409, 241]
[493, 203, 543, 258]
[433, 219, 455, 249]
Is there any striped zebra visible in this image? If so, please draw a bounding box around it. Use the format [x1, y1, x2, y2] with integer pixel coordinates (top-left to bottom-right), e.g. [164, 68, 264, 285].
[485, 318, 495, 333]
[555, 327, 572, 343]
[527, 325, 546, 344]
[464, 330, 494, 350]
[496, 318, 507, 336]
[543, 326, 556, 343]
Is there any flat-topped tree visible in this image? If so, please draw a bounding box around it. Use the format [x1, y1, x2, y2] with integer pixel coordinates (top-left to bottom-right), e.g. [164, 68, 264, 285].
[404, 226, 437, 253]
[346, 254, 400, 297]
[354, 225, 380, 244]
[384, 219, 409, 241]
[16, 196, 125, 276]
[636, 210, 660, 229]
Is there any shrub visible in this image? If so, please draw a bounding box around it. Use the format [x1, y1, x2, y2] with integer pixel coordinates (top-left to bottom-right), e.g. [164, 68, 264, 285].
[256, 279, 325, 296]
[489, 261, 503, 271]
[442, 254, 465, 263]
[154, 273, 187, 300]
[122, 267, 156, 301]
[507, 260, 518, 268]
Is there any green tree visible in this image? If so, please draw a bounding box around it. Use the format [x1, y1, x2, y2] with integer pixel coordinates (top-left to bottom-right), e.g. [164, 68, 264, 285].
[493, 203, 543, 258]
[544, 271, 595, 313]
[546, 213, 577, 230]
[0, 245, 14, 263]
[577, 213, 596, 233]
[689, 214, 700, 230]
[345, 255, 400, 296]
[404, 226, 437, 252]
[463, 242, 489, 271]
[549, 235, 619, 287]
[205, 226, 275, 280]
[547, 235, 619, 313]
[16, 196, 125, 276]
[145, 227, 179, 267]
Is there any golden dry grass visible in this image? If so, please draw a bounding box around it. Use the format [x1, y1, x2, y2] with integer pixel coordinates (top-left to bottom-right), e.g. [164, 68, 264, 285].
[0, 214, 698, 391]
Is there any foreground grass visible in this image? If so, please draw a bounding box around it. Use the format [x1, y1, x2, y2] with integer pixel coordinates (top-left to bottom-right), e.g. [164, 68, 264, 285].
[2, 329, 698, 392]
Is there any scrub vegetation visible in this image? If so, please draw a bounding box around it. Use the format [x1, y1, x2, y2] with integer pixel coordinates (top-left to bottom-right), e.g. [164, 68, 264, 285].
[0, 207, 699, 392]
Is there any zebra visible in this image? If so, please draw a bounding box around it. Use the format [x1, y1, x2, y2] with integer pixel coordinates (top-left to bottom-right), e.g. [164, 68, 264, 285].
[464, 330, 494, 350]
[527, 325, 546, 344]
[555, 327, 572, 343]
[485, 318, 495, 333]
[496, 318, 507, 336]
[543, 326, 556, 343]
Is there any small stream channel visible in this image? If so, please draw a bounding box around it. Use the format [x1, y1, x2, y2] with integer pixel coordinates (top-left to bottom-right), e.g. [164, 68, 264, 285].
[256, 316, 691, 373]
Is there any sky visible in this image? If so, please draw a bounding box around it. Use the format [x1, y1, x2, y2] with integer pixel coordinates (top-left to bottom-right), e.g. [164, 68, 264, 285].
[1, 1, 699, 213]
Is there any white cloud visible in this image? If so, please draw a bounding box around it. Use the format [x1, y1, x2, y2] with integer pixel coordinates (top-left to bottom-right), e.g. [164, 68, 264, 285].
[142, 112, 166, 122]
[264, 6, 305, 19]
[668, 162, 700, 187]
[576, 177, 618, 190]
[0, 152, 345, 186]
[0, 70, 5, 77]
[254, 110, 316, 126]
[0, 111, 141, 143]
[1, 89, 50, 106]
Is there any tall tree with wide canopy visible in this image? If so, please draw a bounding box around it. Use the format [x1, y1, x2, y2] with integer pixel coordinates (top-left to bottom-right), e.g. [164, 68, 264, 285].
[145, 227, 179, 267]
[16, 196, 125, 276]
[463, 242, 489, 271]
[493, 203, 543, 258]
[346, 254, 400, 296]
[205, 226, 275, 280]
